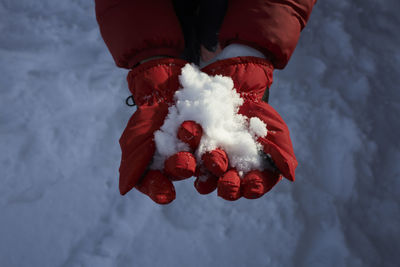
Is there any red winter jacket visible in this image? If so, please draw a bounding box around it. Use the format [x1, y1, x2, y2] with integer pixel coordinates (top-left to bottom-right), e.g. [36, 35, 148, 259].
[95, 0, 316, 69]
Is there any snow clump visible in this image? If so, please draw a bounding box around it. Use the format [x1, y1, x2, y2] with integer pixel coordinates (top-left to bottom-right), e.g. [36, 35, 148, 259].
[152, 64, 268, 176]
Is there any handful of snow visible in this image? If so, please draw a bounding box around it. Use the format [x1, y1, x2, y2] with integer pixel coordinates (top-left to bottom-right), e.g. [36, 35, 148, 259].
[152, 64, 268, 176]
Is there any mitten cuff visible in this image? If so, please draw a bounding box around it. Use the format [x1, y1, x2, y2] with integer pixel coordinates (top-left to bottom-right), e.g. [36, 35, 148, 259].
[202, 57, 274, 102]
[127, 58, 188, 106]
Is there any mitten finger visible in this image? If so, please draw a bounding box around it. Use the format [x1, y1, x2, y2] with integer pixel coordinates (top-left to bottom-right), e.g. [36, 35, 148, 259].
[259, 138, 296, 181]
[241, 170, 282, 199]
[136, 170, 176, 204]
[202, 148, 229, 177]
[194, 171, 219, 195]
[164, 151, 197, 180]
[119, 103, 169, 195]
[177, 120, 203, 151]
[217, 169, 242, 201]
[119, 138, 155, 195]
[240, 101, 297, 181]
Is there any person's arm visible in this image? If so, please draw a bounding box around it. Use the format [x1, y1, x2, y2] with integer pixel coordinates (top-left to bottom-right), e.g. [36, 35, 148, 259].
[219, 0, 317, 69]
[195, 0, 317, 200]
[95, 1, 191, 204]
[95, 0, 185, 68]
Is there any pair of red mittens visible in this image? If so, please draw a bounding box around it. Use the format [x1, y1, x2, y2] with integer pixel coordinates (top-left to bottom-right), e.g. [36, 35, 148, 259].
[119, 57, 297, 204]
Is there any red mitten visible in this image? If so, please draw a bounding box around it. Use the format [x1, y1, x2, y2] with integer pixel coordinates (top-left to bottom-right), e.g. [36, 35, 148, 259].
[201, 56, 297, 200]
[119, 58, 198, 204]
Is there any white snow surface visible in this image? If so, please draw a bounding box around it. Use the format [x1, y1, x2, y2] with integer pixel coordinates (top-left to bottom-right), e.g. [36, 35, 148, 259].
[1, 1, 400, 267]
[153, 63, 267, 174]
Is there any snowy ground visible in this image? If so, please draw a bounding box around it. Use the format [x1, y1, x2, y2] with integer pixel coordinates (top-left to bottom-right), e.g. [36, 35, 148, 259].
[1, 1, 399, 266]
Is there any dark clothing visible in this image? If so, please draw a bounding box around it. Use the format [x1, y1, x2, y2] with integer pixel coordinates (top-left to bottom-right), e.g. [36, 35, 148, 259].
[172, 0, 228, 64]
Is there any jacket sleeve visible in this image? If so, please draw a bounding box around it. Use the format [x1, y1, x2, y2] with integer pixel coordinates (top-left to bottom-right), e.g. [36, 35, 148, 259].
[95, 0, 185, 69]
[219, 0, 317, 69]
